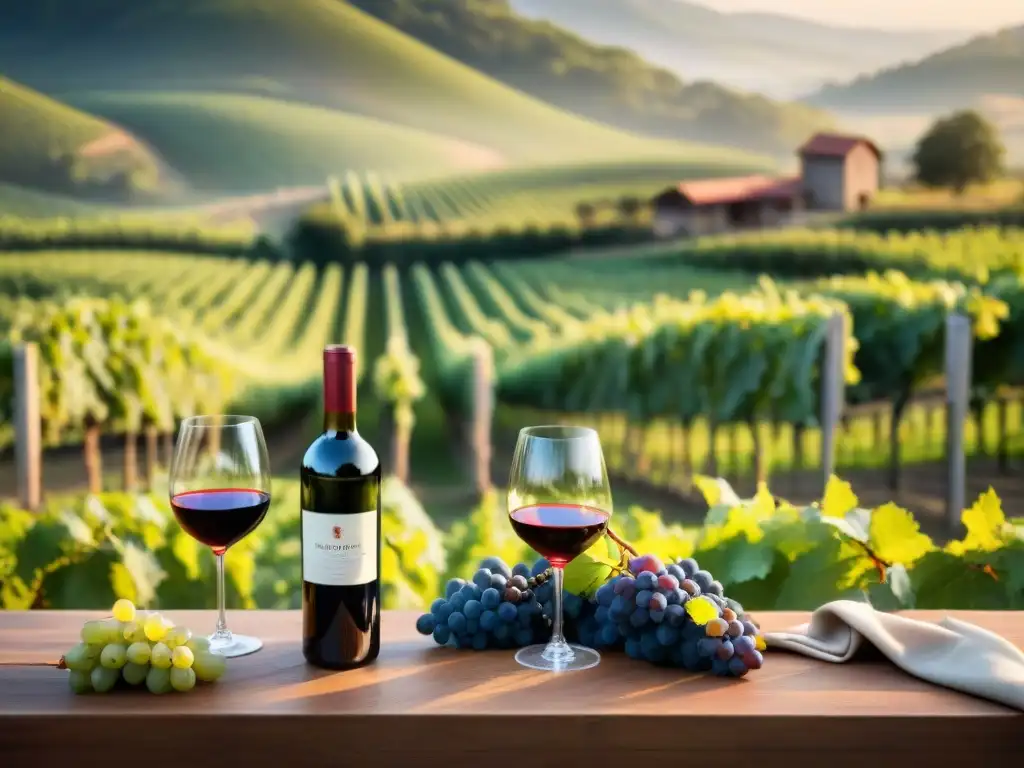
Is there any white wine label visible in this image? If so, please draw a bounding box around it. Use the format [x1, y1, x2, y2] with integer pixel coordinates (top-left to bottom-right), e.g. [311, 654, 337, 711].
[302, 509, 377, 586]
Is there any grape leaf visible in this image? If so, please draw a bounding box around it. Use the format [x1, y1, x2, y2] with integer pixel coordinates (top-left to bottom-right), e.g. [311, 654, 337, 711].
[773, 537, 864, 610]
[867, 563, 914, 610]
[120, 541, 166, 606]
[696, 536, 774, 586]
[37, 550, 118, 609]
[723, 551, 790, 610]
[911, 551, 1008, 609]
[868, 503, 935, 566]
[564, 535, 619, 598]
[822, 475, 858, 518]
[693, 475, 741, 508]
[685, 596, 718, 626]
[948, 488, 1005, 554]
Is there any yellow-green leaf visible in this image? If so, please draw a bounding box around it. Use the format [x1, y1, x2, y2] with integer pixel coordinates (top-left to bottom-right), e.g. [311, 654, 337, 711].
[684, 596, 718, 626]
[869, 503, 935, 566]
[949, 488, 1005, 554]
[822, 475, 858, 518]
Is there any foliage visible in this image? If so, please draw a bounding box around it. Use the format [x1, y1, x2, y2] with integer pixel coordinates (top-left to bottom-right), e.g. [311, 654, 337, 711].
[840, 207, 1024, 234]
[3, 476, 1021, 612]
[913, 110, 1006, 193]
[348, 0, 834, 157]
[675, 226, 1024, 284]
[0, 216, 256, 254]
[0, 295, 233, 443]
[498, 281, 858, 425]
[374, 268, 426, 426]
[812, 270, 1008, 403]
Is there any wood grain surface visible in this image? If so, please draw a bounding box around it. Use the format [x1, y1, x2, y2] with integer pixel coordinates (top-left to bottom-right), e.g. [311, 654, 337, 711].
[1, 610, 1022, 767]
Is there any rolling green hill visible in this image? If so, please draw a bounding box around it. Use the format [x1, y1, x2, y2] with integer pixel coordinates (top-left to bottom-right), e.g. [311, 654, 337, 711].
[809, 25, 1024, 112]
[347, 0, 835, 158]
[68, 92, 513, 192]
[0, 77, 168, 201]
[0, 0, 769, 174]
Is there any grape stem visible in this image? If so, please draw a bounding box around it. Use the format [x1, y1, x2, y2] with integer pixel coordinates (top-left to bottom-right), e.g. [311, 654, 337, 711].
[0, 660, 64, 668]
[606, 527, 638, 557]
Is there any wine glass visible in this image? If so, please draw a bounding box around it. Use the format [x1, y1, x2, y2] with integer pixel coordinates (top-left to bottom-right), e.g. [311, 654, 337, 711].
[170, 415, 271, 658]
[507, 425, 612, 672]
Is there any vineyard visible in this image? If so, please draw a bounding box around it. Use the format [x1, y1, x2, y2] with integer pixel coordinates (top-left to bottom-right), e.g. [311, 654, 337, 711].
[3, 229, 1024, 502]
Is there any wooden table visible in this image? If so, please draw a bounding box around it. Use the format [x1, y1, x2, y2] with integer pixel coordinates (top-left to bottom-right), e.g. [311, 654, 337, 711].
[1, 611, 1022, 767]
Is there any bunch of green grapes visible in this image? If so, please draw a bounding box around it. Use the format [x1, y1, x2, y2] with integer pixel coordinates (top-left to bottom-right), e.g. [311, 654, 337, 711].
[61, 599, 227, 695]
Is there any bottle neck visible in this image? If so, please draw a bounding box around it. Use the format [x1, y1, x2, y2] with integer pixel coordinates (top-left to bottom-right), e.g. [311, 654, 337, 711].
[324, 410, 356, 433]
[323, 350, 357, 434]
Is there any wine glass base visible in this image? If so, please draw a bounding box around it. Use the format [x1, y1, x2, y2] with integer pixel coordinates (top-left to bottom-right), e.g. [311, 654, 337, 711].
[208, 633, 262, 658]
[514, 643, 600, 672]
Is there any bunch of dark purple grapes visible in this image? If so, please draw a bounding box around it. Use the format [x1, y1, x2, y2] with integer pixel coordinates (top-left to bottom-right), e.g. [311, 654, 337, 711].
[576, 554, 766, 677]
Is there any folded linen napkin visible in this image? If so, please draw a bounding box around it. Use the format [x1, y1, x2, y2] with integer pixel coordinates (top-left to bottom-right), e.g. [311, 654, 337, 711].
[764, 600, 1024, 711]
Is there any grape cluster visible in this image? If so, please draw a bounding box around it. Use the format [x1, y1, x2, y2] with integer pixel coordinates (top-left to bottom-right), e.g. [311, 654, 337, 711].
[61, 599, 227, 694]
[416, 556, 563, 649]
[577, 554, 766, 677]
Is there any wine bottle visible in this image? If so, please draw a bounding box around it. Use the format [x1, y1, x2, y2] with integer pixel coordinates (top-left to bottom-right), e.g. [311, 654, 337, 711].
[301, 345, 381, 669]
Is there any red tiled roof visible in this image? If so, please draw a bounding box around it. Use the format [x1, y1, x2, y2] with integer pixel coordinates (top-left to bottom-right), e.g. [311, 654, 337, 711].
[800, 133, 882, 159]
[671, 175, 801, 207]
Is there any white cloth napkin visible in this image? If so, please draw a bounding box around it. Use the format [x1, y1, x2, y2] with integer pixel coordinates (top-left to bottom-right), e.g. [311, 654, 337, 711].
[764, 600, 1024, 711]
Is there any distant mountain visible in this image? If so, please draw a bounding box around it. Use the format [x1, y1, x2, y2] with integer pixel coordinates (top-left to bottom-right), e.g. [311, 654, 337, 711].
[510, 0, 967, 98]
[348, 0, 834, 158]
[807, 25, 1024, 112]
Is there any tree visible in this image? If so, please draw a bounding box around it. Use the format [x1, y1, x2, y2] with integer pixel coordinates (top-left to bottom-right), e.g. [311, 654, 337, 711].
[912, 110, 1005, 194]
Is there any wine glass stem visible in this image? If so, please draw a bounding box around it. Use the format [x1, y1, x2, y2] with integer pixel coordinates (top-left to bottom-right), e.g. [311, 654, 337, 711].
[542, 566, 574, 663]
[215, 551, 229, 638]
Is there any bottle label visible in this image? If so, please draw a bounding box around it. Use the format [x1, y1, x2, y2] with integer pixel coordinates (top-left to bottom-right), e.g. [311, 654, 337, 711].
[302, 509, 377, 586]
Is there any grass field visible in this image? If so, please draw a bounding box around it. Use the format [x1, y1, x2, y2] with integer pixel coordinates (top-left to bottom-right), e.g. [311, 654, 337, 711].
[873, 178, 1024, 211]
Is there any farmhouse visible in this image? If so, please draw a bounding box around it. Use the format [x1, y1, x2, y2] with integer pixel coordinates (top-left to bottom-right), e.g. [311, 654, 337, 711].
[652, 132, 883, 238]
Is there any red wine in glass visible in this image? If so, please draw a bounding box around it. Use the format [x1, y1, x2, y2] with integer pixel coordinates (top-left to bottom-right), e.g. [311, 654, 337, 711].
[170, 488, 270, 555]
[508, 503, 610, 568]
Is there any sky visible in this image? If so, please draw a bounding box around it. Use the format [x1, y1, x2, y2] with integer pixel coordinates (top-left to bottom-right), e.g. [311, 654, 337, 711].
[695, 0, 1024, 31]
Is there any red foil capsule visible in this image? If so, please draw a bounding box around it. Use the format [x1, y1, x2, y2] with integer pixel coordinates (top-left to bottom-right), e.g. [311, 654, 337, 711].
[323, 345, 356, 414]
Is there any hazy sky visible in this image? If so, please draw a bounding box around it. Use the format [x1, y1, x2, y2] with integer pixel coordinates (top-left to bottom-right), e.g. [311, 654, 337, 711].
[696, 0, 1024, 31]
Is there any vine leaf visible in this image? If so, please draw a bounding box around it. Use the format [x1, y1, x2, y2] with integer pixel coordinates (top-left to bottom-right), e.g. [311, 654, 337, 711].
[948, 488, 1005, 554]
[822, 475, 858, 518]
[685, 596, 718, 626]
[868, 503, 935, 567]
[564, 535, 619, 598]
[693, 475, 741, 508]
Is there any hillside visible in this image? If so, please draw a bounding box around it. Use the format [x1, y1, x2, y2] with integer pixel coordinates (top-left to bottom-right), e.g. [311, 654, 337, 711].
[68, 92, 510, 193]
[0, 77, 169, 201]
[510, 0, 964, 99]
[809, 25, 1024, 112]
[347, 0, 834, 158]
[0, 0, 769, 173]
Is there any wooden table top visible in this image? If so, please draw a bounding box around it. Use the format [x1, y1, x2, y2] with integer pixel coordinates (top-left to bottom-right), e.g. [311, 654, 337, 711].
[1, 610, 1022, 767]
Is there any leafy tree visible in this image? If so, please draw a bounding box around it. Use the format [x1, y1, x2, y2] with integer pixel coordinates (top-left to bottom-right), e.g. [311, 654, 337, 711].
[912, 110, 1006, 193]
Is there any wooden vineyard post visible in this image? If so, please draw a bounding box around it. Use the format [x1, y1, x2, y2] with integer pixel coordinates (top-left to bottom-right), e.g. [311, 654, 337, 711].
[470, 344, 494, 497]
[14, 343, 42, 511]
[144, 425, 159, 491]
[945, 314, 972, 531]
[997, 396, 1010, 475]
[123, 431, 138, 493]
[820, 313, 846, 492]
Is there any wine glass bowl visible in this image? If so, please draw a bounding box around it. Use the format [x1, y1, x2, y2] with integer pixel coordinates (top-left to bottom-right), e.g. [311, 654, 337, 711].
[170, 415, 270, 658]
[507, 425, 612, 672]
